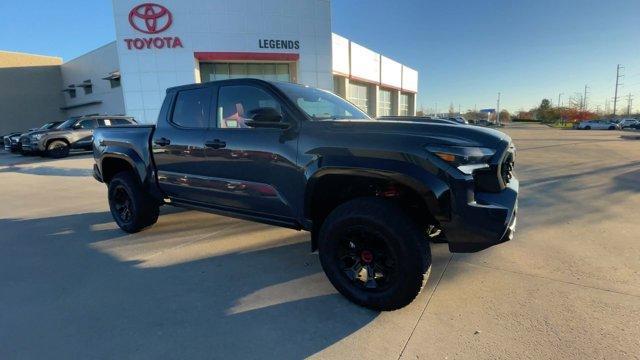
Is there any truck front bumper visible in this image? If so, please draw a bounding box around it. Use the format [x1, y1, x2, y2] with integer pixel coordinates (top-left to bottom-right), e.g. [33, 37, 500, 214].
[93, 164, 104, 183]
[441, 178, 519, 253]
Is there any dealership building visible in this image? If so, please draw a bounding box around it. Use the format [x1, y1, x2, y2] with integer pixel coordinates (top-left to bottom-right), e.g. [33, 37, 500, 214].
[1, 0, 418, 133]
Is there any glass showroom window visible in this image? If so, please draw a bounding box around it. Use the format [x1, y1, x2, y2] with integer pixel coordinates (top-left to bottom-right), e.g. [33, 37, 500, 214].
[378, 88, 392, 116]
[400, 93, 410, 116]
[348, 82, 369, 114]
[200, 63, 291, 82]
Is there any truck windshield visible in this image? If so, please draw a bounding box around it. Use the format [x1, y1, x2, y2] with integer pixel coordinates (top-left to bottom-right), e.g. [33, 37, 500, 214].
[275, 82, 370, 121]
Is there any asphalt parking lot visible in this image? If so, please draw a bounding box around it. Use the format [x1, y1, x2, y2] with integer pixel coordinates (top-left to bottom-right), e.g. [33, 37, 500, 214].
[1, 124, 639, 359]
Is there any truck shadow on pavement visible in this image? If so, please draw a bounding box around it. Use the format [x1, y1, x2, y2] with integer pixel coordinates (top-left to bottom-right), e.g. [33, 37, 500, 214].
[0, 151, 92, 167]
[0, 165, 92, 177]
[0, 210, 382, 359]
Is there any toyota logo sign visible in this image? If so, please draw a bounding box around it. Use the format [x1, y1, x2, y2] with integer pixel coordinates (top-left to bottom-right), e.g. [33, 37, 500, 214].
[129, 3, 173, 34]
[124, 3, 183, 50]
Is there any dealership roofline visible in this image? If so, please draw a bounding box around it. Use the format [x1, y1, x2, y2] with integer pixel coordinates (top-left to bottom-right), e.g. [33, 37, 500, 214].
[0, 50, 62, 63]
[62, 41, 117, 64]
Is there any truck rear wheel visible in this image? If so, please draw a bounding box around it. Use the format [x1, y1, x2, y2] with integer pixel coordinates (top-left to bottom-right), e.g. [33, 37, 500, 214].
[46, 140, 70, 158]
[108, 171, 159, 233]
[318, 198, 430, 311]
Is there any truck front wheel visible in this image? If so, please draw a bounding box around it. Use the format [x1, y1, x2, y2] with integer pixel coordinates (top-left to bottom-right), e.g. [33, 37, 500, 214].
[108, 171, 159, 233]
[318, 198, 430, 311]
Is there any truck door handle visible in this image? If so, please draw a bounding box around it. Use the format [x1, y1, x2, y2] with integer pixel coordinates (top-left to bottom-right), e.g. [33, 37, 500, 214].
[154, 137, 171, 147]
[205, 139, 226, 149]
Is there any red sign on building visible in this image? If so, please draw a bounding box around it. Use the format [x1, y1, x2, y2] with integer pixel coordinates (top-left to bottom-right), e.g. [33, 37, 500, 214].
[125, 3, 183, 50]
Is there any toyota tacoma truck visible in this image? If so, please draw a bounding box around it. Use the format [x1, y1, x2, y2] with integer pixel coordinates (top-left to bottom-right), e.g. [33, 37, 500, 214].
[92, 79, 518, 311]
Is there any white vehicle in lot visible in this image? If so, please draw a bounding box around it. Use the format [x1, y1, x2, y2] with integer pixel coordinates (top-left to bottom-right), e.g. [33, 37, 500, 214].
[577, 120, 617, 130]
[616, 118, 639, 129]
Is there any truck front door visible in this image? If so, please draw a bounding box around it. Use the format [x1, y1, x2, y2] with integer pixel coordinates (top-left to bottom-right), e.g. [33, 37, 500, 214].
[200, 83, 301, 224]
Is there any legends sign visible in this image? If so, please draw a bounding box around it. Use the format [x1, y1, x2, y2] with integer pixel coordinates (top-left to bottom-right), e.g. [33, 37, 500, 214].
[258, 39, 300, 50]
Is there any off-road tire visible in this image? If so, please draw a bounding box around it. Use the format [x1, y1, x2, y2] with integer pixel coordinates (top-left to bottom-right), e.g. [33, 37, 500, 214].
[318, 197, 431, 311]
[46, 140, 70, 158]
[108, 171, 159, 233]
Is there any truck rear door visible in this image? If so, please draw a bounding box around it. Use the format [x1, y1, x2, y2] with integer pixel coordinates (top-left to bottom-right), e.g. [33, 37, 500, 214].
[152, 87, 213, 202]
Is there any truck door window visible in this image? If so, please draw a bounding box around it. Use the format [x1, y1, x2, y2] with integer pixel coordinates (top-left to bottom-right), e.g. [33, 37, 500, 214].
[172, 89, 211, 128]
[217, 85, 283, 129]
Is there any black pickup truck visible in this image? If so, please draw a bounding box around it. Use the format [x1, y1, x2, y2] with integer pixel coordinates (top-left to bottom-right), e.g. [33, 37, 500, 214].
[93, 79, 518, 310]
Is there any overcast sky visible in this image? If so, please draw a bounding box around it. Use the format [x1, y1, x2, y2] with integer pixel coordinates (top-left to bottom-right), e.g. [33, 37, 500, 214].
[1, 0, 639, 113]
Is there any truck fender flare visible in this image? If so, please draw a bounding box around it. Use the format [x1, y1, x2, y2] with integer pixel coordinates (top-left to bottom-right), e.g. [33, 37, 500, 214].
[303, 160, 451, 223]
[100, 147, 147, 185]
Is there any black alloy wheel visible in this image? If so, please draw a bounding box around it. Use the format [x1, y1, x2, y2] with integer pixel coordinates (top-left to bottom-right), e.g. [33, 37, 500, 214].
[112, 185, 134, 224]
[337, 226, 397, 291]
[318, 197, 430, 311]
[108, 171, 159, 233]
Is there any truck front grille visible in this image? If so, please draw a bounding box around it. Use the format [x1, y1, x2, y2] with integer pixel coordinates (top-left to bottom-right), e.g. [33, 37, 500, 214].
[501, 150, 515, 185]
[474, 142, 516, 193]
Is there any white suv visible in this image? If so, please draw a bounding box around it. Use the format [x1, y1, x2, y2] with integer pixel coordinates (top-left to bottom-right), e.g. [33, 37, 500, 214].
[577, 120, 617, 130]
[617, 119, 639, 129]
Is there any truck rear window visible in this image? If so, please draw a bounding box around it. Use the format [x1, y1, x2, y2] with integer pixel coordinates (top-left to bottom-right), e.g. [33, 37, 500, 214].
[172, 89, 210, 128]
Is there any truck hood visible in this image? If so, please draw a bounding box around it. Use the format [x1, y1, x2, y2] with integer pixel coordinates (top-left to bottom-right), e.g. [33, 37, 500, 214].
[324, 119, 511, 148]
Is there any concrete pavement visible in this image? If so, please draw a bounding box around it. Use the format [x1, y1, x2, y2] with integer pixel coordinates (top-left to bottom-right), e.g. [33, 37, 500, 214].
[0, 124, 638, 359]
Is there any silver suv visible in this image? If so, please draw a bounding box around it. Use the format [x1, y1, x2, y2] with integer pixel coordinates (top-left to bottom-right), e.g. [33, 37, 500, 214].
[577, 120, 617, 130]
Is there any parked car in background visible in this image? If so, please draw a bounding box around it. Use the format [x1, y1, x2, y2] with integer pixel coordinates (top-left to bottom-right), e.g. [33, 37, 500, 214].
[628, 122, 640, 130]
[18, 121, 64, 155]
[377, 116, 460, 125]
[577, 120, 617, 130]
[475, 119, 497, 127]
[616, 118, 639, 129]
[3, 132, 23, 152]
[25, 116, 136, 158]
[449, 116, 469, 124]
[2, 121, 63, 153]
[92, 79, 518, 311]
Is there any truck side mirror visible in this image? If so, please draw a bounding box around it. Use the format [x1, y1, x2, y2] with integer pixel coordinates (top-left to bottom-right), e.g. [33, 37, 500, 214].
[246, 107, 289, 129]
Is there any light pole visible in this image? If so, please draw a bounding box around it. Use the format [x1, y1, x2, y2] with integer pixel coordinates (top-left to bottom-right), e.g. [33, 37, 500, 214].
[496, 92, 501, 125]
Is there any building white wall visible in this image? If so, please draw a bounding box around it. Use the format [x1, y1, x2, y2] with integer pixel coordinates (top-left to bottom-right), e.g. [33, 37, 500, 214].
[112, 0, 333, 124]
[350, 41, 380, 84]
[331, 34, 419, 93]
[60, 42, 126, 118]
[402, 65, 418, 93]
[380, 56, 402, 90]
[331, 33, 349, 75]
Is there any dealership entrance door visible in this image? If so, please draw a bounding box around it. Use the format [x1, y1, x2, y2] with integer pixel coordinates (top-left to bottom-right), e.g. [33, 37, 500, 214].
[200, 63, 293, 83]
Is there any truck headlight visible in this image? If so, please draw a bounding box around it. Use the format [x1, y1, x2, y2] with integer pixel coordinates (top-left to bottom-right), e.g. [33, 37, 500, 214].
[426, 145, 495, 174]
